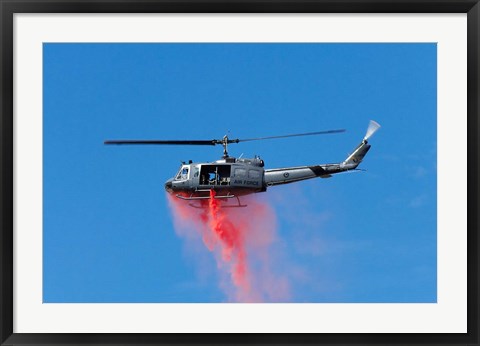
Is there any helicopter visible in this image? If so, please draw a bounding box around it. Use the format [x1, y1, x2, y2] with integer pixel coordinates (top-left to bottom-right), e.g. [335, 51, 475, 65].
[104, 120, 380, 207]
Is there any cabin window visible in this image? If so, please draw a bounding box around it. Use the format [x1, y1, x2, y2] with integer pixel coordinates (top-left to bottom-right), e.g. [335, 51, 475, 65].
[235, 168, 246, 177]
[248, 169, 261, 178]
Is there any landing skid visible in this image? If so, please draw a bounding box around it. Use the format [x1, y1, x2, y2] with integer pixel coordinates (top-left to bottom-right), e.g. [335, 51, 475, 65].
[179, 195, 247, 208]
[176, 193, 235, 201]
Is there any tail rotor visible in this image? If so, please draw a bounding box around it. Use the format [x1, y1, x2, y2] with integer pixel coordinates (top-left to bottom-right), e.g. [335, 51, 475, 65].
[364, 120, 381, 142]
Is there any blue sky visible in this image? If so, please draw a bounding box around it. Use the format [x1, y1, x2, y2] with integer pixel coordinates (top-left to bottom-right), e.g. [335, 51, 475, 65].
[43, 43, 436, 303]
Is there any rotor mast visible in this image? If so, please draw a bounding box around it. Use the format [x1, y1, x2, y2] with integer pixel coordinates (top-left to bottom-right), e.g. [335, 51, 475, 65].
[221, 135, 230, 158]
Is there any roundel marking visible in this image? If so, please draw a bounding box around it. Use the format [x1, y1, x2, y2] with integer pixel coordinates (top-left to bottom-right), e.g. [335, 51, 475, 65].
[283, 172, 290, 178]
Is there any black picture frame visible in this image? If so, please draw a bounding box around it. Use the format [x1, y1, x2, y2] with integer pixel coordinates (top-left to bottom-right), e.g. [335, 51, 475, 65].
[1, 1, 478, 345]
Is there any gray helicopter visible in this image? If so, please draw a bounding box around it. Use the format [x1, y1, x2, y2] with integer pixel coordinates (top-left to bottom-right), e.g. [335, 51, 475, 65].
[104, 120, 380, 207]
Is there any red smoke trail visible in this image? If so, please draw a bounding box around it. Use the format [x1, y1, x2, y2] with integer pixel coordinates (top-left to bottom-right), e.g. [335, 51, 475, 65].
[167, 190, 289, 302]
[207, 190, 251, 297]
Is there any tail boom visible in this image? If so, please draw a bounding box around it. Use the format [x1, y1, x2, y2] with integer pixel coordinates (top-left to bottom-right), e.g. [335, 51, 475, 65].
[264, 162, 356, 187]
[264, 120, 379, 188]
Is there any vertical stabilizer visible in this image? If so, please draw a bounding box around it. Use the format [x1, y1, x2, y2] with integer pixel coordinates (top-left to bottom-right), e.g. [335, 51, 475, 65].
[343, 120, 380, 168]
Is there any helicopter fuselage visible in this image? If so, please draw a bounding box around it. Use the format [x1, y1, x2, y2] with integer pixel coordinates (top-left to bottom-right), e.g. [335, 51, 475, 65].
[164, 157, 267, 200]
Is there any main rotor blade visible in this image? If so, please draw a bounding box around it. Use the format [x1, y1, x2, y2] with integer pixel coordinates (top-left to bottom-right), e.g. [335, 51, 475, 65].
[104, 140, 216, 145]
[104, 129, 345, 146]
[237, 129, 346, 142]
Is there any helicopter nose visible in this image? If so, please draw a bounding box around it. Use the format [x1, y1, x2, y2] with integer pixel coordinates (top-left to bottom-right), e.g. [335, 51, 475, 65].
[164, 180, 173, 191]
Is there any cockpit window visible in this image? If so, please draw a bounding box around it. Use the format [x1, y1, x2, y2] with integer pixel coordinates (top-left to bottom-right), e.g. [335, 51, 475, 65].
[175, 166, 189, 180]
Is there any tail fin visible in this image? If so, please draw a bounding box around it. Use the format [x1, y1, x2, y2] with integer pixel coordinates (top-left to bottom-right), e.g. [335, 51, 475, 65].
[343, 120, 380, 168]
